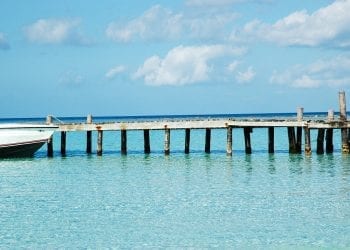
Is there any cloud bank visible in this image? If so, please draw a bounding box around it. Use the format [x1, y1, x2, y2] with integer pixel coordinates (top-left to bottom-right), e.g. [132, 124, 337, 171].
[106, 5, 236, 42]
[134, 45, 246, 86]
[0, 33, 10, 50]
[24, 18, 90, 45]
[105, 65, 126, 79]
[242, 0, 350, 48]
[270, 56, 350, 88]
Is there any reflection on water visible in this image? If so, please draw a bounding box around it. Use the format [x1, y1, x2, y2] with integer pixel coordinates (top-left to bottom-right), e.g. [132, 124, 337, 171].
[0, 152, 349, 248]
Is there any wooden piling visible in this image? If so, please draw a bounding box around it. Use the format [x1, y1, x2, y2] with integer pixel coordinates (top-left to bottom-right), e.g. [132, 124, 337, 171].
[97, 130, 103, 156]
[121, 130, 127, 155]
[205, 128, 211, 154]
[268, 127, 274, 154]
[86, 115, 92, 154]
[296, 127, 302, 153]
[297, 107, 304, 122]
[325, 110, 334, 154]
[226, 127, 232, 156]
[47, 136, 53, 157]
[288, 127, 298, 154]
[61, 131, 66, 156]
[328, 109, 334, 122]
[144, 129, 150, 154]
[325, 129, 333, 154]
[339, 91, 349, 153]
[46, 115, 53, 124]
[86, 131, 92, 154]
[185, 128, 190, 154]
[304, 127, 311, 155]
[244, 127, 252, 154]
[164, 128, 170, 155]
[316, 128, 325, 154]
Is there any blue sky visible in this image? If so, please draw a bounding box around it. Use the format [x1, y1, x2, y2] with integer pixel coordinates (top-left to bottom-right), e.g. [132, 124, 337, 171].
[1, 0, 349, 117]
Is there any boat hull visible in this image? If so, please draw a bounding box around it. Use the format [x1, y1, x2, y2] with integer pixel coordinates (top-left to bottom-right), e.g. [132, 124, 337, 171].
[0, 124, 57, 158]
[0, 140, 46, 158]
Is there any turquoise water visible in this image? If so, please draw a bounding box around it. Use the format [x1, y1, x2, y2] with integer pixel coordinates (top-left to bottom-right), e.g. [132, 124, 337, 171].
[1, 126, 350, 248]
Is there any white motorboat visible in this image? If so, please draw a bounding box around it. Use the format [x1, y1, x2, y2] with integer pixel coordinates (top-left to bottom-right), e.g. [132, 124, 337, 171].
[0, 123, 57, 158]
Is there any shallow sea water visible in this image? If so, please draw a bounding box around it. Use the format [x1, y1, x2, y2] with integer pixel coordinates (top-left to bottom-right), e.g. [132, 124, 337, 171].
[0, 128, 350, 248]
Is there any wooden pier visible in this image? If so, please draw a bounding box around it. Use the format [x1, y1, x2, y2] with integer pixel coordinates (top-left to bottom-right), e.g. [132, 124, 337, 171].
[46, 92, 350, 156]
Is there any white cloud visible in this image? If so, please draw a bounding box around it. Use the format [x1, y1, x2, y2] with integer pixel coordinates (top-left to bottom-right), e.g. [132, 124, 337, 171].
[0, 33, 10, 50]
[24, 18, 90, 45]
[242, 0, 350, 48]
[134, 45, 245, 86]
[106, 5, 237, 42]
[185, 0, 270, 6]
[106, 5, 182, 42]
[235, 66, 256, 83]
[59, 71, 84, 86]
[186, 0, 242, 6]
[270, 55, 350, 88]
[227, 60, 240, 72]
[105, 65, 126, 79]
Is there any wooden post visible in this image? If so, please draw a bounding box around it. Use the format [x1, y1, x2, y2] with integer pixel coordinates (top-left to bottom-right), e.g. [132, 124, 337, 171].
[297, 107, 304, 122]
[97, 130, 103, 156]
[164, 128, 170, 155]
[339, 91, 349, 153]
[205, 128, 211, 154]
[46, 115, 53, 124]
[326, 110, 334, 154]
[304, 127, 311, 155]
[61, 131, 66, 156]
[288, 127, 297, 153]
[268, 127, 274, 154]
[86, 131, 92, 154]
[47, 136, 53, 157]
[121, 130, 127, 155]
[185, 128, 190, 154]
[316, 128, 325, 154]
[296, 127, 302, 153]
[144, 129, 150, 154]
[244, 127, 252, 154]
[328, 109, 334, 122]
[296, 108, 303, 154]
[86, 115, 92, 154]
[226, 127, 232, 156]
[325, 129, 333, 154]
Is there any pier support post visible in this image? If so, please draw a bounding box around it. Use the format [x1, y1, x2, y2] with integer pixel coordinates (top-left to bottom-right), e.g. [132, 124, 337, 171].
[47, 136, 53, 157]
[325, 110, 334, 154]
[296, 127, 302, 153]
[86, 115, 92, 154]
[185, 128, 190, 154]
[297, 107, 304, 122]
[205, 128, 211, 154]
[144, 129, 150, 154]
[61, 131, 66, 156]
[325, 129, 333, 154]
[97, 130, 103, 156]
[244, 127, 252, 154]
[339, 91, 349, 153]
[288, 127, 298, 154]
[164, 128, 170, 155]
[46, 115, 53, 124]
[121, 130, 127, 155]
[304, 127, 311, 155]
[316, 128, 325, 154]
[328, 109, 334, 121]
[226, 127, 232, 156]
[268, 127, 274, 154]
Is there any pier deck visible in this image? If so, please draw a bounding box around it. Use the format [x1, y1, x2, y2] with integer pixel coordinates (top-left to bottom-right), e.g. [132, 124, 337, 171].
[45, 91, 350, 156]
[56, 119, 350, 132]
